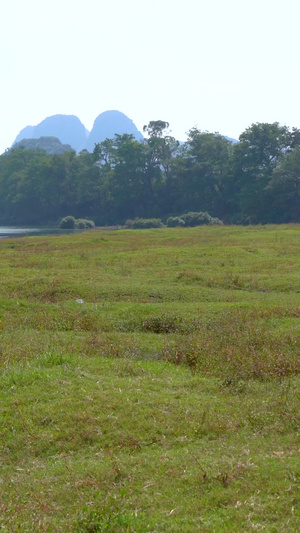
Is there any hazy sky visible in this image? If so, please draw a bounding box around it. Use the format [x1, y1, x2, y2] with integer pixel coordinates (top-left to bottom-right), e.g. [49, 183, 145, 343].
[1, 0, 300, 153]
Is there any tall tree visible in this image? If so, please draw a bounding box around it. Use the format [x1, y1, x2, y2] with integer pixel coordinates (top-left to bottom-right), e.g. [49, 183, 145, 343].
[0, 147, 54, 223]
[231, 122, 293, 223]
[62, 149, 101, 220]
[142, 121, 179, 215]
[93, 134, 150, 223]
[266, 146, 300, 222]
[167, 129, 233, 216]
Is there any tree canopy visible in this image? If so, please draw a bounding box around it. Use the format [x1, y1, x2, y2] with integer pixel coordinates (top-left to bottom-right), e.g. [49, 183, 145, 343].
[1, 121, 300, 226]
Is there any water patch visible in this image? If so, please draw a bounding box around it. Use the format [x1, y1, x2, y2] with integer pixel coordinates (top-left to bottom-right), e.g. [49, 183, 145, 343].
[0, 227, 80, 238]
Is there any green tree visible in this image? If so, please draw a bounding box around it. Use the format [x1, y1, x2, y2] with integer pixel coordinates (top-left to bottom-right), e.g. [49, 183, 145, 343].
[142, 121, 179, 215]
[167, 130, 233, 216]
[231, 122, 293, 223]
[0, 147, 55, 223]
[93, 134, 150, 223]
[61, 149, 102, 221]
[266, 146, 300, 222]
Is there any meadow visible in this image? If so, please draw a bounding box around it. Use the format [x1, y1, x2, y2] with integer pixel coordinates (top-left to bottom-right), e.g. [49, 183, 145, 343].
[0, 225, 299, 532]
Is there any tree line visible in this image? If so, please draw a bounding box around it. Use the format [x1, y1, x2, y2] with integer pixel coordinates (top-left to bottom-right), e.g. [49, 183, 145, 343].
[0, 120, 300, 226]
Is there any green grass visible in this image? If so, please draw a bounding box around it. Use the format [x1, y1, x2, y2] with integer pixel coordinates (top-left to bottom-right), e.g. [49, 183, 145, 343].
[0, 225, 299, 531]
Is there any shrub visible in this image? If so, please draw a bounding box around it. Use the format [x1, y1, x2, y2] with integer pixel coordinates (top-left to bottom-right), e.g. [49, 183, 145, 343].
[180, 211, 223, 227]
[142, 314, 188, 334]
[125, 217, 164, 229]
[59, 216, 76, 229]
[75, 218, 95, 229]
[124, 219, 134, 228]
[209, 216, 224, 226]
[166, 216, 185, 227]
[59, 216, 95, 229]
[161, 310, 300, 380]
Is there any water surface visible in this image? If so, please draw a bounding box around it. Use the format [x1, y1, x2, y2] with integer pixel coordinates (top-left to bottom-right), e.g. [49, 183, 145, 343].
[0, 227, 79, 239]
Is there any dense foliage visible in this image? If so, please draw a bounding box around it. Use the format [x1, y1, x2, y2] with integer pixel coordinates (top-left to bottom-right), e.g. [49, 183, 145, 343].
[59, 216, 95, 229]
[1, 121, 300, 225]
[10, 136, 73, 155]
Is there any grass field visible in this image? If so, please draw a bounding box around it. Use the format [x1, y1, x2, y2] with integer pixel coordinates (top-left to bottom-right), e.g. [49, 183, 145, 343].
[0, 225, 299, 531]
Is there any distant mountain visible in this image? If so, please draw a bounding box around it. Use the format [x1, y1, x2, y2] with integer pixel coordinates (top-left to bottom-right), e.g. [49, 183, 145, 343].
[13, 111, 144, 153]
[12, 111, 237, 153]
[14, 115, 88, 152]
[225, 136, 238, 144]
[11, 136, 73, 155]
[84, 110, 144, 152]
[15, 125, 35, 140]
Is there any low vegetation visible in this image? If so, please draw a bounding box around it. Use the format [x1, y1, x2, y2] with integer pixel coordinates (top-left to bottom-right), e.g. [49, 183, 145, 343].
[59, 216, 95, 229]
[124, 217, 165, 229]
[124, 212, 223, 229]
[0, 225, 299, 531]
[177, 212, 223, 227]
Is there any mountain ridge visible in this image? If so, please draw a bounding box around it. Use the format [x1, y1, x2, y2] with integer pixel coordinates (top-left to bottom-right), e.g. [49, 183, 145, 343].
[85, 110, 143, 152]
[11, 136, 73, 155]
[12, 111, 238, 154]
[13, 111, 144, 153]
[14, 114, 88, 152]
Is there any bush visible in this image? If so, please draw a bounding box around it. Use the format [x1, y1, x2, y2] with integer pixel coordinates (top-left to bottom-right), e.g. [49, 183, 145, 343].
[75, 219, 95, 229]
[209, 216, 224, 226]
[59, 216, 95, 230]
[142, 314, 189, 334]
[180, 212, 223, 227]
[166, 216, 185, 227]
[59, 216, 76, 229]
[125, 218, 164, 229]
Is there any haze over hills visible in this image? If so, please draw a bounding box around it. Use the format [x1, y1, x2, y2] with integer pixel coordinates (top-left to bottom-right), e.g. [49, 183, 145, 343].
[12, 111, 238, 155]
[11, 137, 73, 155]
[14, 115, 88, 152]
[85, 110, 143, 152]
[13, 111, 144, 153]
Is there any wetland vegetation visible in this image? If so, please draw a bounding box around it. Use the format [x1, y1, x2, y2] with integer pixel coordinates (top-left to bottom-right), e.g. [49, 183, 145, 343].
[0, 225, 299, 531]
